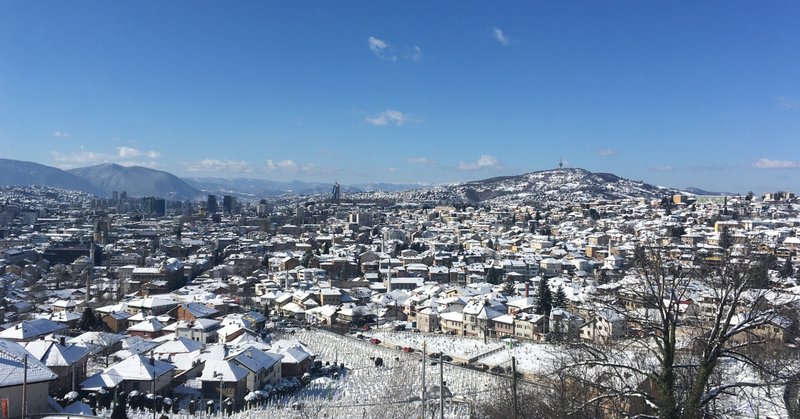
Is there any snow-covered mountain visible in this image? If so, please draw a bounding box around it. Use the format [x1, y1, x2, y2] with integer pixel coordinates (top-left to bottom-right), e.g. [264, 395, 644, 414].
[0, 158, 103, 195]
[69, 163, 202, 200]
[347, 168, 675, 205]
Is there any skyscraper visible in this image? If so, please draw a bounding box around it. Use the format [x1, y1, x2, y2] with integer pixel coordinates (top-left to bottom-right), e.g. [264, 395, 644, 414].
[207, 195, 218, 214]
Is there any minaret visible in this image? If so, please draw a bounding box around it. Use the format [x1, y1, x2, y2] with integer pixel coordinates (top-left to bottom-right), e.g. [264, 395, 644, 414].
[387, 256, 392, 293]
[86, 238, 95, 303]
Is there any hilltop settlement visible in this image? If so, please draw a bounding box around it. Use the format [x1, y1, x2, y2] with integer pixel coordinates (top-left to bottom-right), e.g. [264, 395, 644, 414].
[0, 177, 799, 418]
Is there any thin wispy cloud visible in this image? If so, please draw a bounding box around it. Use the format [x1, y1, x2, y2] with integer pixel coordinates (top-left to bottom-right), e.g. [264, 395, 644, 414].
[777, 97, 800, 109]
[492, 27, 511, 45]
[368, 36, 422, 62]
[52, 131, 71, 138]
[751, 158, 800, 169]
[117, 146, 141, 158]
[52, 151, 108, 166]
[406, 46, 423, 62]
[368, 36, 396, 61]
[266, 159, 298, 170]
[266, 159, 320, 175]
[407, 157, 434, 165]
[51, 149, 162, 169]
[649, 165, 674, 172]
[458, 155, 501, 170]
[184, 159, 255, 173]
[365, 109, 418, 126]
[596, 148, 617, 157]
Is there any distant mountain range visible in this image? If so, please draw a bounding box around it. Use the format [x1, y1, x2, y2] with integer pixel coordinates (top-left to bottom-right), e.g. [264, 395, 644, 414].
[184, 177, 424, 198]
[0, 158, 104, 195]
[0, 158, 735, 203]
[68, 164, 202, 200]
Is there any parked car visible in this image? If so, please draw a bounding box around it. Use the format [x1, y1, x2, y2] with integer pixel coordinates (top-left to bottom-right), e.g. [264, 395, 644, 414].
[402, 347, 414, 353]
[370, 338, 381, 345]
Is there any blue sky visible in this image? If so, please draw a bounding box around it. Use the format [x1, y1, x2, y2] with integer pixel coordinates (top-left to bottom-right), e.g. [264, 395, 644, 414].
[1, 1, 798, 193]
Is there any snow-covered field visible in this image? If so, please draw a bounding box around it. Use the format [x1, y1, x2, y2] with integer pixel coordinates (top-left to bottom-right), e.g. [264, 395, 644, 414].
[367, 330, 504, 360]
[226, 328, 532, 418]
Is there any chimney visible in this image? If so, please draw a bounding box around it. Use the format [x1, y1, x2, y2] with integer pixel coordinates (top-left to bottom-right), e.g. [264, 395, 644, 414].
[525, 283, 529, 298]
[59, 336, 65, 346]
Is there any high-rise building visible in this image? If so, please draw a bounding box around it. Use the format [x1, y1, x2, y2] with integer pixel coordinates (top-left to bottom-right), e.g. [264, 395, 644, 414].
[223, 195, 235, 214]
[332, 182, 341, 202]
[141, 197, 166, 216]
[207, 195, 218, 214]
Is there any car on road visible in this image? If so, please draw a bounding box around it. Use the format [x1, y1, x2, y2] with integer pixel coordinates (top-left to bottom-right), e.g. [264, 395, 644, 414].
[370, 338, 381, 345]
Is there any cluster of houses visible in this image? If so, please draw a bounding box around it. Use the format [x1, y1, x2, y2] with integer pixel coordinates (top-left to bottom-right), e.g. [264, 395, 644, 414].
[0, 294, 313, 417]
[0, 186, 798, 417]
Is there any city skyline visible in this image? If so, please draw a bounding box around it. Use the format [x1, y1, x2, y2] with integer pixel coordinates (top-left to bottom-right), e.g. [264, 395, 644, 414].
[1, 1, 799, 194]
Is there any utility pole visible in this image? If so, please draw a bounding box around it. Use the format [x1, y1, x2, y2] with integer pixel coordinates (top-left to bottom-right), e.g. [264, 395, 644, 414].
[422, 341, 426, 419]
[150, 350, 157, 419]
[22, 354, 28, 419]
[511, 356, 518, 419]
[439, 351, 444, 419]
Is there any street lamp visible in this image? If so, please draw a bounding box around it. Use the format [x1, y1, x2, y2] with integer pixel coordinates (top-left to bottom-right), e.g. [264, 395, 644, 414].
[213, 371, 224, 418]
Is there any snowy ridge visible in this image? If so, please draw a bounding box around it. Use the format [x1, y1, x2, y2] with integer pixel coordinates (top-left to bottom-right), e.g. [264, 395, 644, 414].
[348, 168, 673, 205]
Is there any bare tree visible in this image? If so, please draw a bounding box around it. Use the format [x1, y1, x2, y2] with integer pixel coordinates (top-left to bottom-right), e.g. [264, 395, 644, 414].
[563, 246, 797, 418]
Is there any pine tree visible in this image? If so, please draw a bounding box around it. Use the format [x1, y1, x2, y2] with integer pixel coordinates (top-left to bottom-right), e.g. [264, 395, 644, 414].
[501, 279, 516, 296]
[79, 307, 96, 331]
[598, 270, 609, 285]
[301, 249, 313, 268]
[553, 284, 567, 309]
[718, 228, 733, 250]
[535, 277, 552, 316]
[780, 256, 794, 279]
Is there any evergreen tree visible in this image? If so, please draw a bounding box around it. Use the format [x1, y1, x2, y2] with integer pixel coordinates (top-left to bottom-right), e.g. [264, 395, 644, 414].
[718, 228, 733, 250]
[632, 245, 647, 269]
[780, 256, 794, 279]
[535, 277, 552, 316]
[301, 249, 314, 268]
[553, 284, 567, 309]
[598, 270, 609, 285]
[501, 279, 516, 296]
[79, 307, 97, 331]
[486, 267, 503, 285]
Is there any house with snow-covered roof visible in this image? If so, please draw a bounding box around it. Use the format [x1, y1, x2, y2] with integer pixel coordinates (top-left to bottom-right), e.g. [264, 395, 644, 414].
[24, 336, 90, 394]
[230, 346, 282, 390]
[199, 359, 249, 410]
[0, 339, 58, 418]
[80, 353, 175, 395]
[0, 318, 68, 342]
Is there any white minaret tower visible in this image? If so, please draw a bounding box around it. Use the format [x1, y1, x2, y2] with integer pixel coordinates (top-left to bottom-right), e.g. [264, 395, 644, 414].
[86, 238, 94, 303]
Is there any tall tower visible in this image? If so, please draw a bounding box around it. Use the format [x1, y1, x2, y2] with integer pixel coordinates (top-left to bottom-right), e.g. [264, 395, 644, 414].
[86, 238, 95, 303]
[332, 182, 341, 203]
